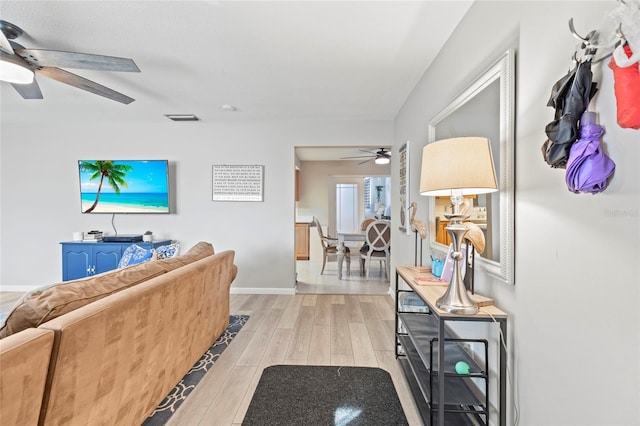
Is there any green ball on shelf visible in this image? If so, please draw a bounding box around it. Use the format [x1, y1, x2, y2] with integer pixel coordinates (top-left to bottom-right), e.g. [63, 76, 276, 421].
[455, 361, 470, 375]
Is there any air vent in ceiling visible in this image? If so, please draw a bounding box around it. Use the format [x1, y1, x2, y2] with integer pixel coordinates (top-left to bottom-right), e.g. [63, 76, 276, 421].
[165, 114, 199, 121]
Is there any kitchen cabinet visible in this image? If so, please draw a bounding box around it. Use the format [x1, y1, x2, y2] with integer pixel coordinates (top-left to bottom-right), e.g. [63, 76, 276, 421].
[435, 218, 451, 246]
[295, 223, 310, 260]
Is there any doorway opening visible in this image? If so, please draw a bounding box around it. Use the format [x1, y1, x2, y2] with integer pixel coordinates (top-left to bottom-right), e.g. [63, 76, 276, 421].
[296, 171, 391, 294]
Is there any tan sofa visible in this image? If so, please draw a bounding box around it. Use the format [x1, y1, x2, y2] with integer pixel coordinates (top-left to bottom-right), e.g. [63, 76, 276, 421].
[0, 242, 237, 426]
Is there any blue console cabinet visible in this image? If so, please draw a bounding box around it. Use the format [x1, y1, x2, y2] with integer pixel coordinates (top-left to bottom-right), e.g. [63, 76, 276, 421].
[60, 240, 171, 281]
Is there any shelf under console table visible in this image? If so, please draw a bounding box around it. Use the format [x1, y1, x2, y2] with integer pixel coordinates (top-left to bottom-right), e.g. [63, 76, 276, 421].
[395, 266, 508, 426]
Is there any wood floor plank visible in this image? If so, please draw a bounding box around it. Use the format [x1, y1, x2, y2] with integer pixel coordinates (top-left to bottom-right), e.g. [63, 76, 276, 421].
[198, 365, 256, 425]
[258, 328, 293, 369]
[241, 295, 278, 331]
[270, 294, 290, 310]
[308, 325, 331, 365]
[372, 294, 396, 320]
[349, 322, 378, 367]
[331, 294, 345, 304]
[285, 306, 315, 360]
[236, 308, 284, 367]
[232, 364, 281, 425]
[276, 295, 304, 329]
[330, 354, 355, 365]
[313, 295, 331, 326]
[302, 294, 317, 306]
[330, 303, 353, 356]
[344, 295, 365, 323]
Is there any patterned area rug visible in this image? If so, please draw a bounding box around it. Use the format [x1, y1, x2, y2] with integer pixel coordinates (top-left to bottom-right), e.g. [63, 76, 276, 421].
[143, 315, 249, 425]
[242, 365, 408, 425]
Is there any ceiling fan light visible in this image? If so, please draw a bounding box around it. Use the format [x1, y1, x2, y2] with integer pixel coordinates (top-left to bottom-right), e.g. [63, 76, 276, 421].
[0, 55, 34, 85]
[375, 156, 390, 165]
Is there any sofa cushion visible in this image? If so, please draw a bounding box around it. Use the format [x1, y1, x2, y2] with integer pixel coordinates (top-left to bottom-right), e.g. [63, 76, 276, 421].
[155, 241, 214, 272]
[0, 261, 166, 338]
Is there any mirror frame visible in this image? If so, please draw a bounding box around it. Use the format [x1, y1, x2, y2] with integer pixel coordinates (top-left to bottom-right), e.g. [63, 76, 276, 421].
[427, 49, 515, 285]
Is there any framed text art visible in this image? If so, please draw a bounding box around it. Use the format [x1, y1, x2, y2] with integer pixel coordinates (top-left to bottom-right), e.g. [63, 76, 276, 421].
[399, 141, 410, 234]
[212, 165, 264, 202]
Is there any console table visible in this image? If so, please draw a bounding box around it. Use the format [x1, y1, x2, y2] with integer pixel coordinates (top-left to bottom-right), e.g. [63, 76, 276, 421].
[60, 240, 171, 281]
[395, 266, 508, 426]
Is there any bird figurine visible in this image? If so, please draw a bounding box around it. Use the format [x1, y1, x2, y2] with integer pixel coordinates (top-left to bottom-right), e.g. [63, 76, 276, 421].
[463, 221, 486, 254]
[409, 202, 427, 239]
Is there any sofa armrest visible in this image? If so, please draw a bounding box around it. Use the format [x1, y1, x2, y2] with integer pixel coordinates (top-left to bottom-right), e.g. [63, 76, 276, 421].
[0, 328, 54, 426]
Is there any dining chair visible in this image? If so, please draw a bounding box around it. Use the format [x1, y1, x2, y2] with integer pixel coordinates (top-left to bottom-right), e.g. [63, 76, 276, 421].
[359, 220, 391, 279]
[360, 218, 376, 231]
[357, 218, 376, 258]
[313, 218, 350, 275]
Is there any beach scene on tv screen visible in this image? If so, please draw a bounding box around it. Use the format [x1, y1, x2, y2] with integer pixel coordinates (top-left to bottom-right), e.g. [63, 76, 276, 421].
[79, 160, 169, 213]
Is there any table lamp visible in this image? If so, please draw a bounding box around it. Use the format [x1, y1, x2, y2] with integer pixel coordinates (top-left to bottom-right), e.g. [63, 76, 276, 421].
[419, 137, 498, 314]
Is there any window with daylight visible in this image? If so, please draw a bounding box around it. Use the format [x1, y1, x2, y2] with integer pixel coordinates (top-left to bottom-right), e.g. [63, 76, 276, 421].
[364, 177, 371, 210]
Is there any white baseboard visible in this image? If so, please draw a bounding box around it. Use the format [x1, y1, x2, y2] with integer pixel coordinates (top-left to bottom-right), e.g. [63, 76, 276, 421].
[230, 287, 296, 295]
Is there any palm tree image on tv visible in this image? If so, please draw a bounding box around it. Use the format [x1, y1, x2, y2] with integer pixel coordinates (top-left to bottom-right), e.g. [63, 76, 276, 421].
[80, 161, 133, 213]
[79, 160, 170, 214]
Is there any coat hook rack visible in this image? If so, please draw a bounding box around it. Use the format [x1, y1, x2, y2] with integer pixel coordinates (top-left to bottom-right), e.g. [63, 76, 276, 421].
[569, 18, 590, 42]
[615, 23, 626, 41]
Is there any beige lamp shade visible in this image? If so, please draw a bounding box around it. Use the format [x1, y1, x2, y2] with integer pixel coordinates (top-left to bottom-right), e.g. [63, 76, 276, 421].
[420, 137, 498, 196]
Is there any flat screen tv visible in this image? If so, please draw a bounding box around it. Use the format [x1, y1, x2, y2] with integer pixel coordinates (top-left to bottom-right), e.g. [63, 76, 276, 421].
[78, 160, 170, 214]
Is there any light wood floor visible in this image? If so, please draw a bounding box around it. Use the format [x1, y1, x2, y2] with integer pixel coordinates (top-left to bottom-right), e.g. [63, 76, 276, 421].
[0, 292, 422, 425]
[166, 293, 423, 425]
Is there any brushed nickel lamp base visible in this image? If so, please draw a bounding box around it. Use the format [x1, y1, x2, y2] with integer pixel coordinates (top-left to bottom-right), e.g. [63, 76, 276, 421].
[436, 193, 477, 315]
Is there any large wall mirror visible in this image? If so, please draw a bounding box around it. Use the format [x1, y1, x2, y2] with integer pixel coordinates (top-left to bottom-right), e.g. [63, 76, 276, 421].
[428, 49, 515, 285]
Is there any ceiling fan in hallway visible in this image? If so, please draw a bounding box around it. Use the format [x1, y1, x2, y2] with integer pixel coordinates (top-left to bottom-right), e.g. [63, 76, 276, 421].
[0, 19, 140, 104]
[341, 148, 391, 165]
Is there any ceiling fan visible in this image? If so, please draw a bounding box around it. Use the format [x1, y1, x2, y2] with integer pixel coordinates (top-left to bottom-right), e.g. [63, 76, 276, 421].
[0, 19, 140, 104]
[341, 148, 391, 165]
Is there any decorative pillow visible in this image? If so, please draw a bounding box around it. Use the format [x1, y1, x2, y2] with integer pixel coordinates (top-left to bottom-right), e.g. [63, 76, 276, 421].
[155, 243, 180, 260]
[118, 244, 154, 268]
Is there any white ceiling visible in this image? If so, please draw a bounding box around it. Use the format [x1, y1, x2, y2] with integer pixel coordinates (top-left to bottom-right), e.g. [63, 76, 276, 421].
[0, 1, 472, 127]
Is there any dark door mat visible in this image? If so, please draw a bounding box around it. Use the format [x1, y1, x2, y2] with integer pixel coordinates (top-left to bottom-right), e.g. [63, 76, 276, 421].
[242, 365, 408, 425]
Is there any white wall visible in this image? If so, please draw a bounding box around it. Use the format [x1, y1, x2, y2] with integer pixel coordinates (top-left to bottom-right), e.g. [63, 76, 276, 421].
[297, 159, 390, 233]
[0, 119, 392, 293]
[393, 1, 639, 425]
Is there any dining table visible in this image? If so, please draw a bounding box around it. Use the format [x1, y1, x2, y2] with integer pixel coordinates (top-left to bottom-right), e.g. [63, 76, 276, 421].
[336, 231, 366, 279]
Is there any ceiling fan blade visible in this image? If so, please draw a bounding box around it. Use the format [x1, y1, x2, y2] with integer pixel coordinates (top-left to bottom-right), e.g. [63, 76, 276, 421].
[18, 49, 140, 72]
[36, 66, 135, 104]
[11, 78, 43, 99]
[341, 155, 375, 159]
[358, 158, 374, 165]
[0, 30, 14, 54]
